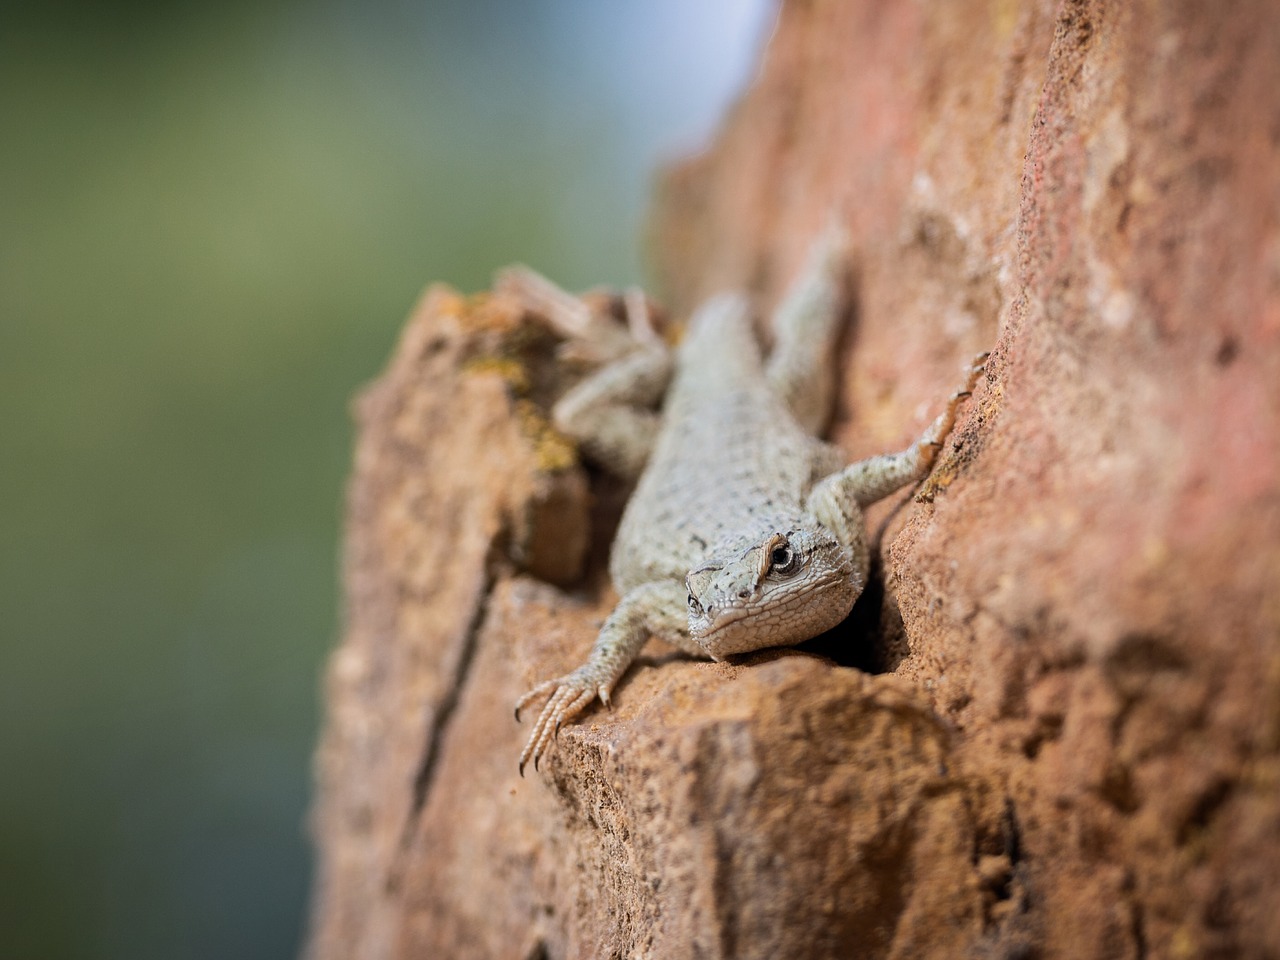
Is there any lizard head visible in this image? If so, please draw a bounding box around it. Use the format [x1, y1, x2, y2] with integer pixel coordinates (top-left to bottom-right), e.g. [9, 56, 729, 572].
[684, 525, 860, 660]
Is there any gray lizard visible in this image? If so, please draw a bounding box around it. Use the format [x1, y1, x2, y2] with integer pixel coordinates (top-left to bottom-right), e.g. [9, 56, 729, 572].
[513, 226, 986, 774]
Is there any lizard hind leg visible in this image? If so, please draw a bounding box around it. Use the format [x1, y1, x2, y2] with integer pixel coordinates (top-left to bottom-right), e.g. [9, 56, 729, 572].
[765, 220, 852, 434]
[495, 264, 673, 479]
[552, 342, 672, 479]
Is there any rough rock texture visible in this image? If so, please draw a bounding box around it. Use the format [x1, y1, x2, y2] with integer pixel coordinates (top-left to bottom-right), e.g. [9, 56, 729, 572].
[307, 1, 1280, 957]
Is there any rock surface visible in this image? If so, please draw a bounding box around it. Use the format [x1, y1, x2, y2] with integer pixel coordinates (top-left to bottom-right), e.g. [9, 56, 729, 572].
[307, 1, 1280, 957]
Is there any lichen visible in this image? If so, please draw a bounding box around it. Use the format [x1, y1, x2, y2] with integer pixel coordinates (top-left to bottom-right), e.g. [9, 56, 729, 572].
[460, 355, 531, 393]
[455, 291, 526, 333]
[515, 399, 578, 473]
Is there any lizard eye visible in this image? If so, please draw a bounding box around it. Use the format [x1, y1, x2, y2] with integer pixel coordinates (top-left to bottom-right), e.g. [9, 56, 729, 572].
[687, 594, 703, 615]
[769, 541, 799, 576]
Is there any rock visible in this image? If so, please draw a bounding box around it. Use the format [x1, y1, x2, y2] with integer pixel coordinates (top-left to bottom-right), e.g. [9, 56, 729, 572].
[306, 283, 594, 958]
[308, 1, 1280, 957]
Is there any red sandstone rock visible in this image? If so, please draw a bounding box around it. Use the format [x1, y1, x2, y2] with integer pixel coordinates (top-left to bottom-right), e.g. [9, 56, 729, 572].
[308, 2, 1280, 957]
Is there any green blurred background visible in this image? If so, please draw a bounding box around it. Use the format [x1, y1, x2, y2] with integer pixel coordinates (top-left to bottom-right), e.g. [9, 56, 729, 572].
[0, 1, 768, 956]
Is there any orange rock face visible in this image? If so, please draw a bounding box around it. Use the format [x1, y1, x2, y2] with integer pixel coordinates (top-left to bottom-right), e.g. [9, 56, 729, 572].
[307, 2, 1280, 957]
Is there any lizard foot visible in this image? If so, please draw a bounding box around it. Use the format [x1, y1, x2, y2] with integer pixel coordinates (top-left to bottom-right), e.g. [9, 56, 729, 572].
[967, 350, 991, 381]
[943, 352, 990, 405]
[514, 669, 611, 776]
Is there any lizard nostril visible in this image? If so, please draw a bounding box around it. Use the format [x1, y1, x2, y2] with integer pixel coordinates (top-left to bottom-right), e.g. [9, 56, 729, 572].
[737, 589, 749, 600]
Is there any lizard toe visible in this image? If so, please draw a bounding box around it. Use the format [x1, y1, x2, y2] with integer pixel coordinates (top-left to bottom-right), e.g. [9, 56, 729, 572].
[517, 674, 603, 774]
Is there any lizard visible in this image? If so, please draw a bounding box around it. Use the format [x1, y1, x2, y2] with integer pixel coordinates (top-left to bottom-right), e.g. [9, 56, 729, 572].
[512, 225, 987, 774]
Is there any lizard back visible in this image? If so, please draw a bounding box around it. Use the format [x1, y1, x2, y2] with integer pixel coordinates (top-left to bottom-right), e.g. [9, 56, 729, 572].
[610, 295, 836, 592]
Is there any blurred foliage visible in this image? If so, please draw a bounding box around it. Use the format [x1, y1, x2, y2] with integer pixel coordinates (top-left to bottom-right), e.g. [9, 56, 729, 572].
[0, 0, 765, 956]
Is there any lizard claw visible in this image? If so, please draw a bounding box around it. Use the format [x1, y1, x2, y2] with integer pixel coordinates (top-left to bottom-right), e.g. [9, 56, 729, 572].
[952, 353, 988, 403]
[515, 670, 607, 774]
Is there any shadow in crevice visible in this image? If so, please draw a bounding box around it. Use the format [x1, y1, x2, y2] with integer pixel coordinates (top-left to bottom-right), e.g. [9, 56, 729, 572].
[796, 552, 904, 674]
[797, 488, 916, 674]
[574, 467, 636, 596]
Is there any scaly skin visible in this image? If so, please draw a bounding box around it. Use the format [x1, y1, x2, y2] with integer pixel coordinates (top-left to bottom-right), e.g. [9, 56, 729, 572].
[515, 227, 987, 773]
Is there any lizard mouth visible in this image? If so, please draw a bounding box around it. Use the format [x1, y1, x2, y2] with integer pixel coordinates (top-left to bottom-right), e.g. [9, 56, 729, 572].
[691, 570, 847, 653]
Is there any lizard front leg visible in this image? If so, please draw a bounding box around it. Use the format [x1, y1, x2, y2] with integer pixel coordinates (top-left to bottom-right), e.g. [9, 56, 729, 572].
[515, 579, 688, 774]
[805, 353, 988, 570]
[809, 353, 988, 510]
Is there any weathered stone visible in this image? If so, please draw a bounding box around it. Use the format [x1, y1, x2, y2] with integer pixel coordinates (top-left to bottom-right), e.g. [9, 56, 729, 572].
[308, 1, 1280, 957]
